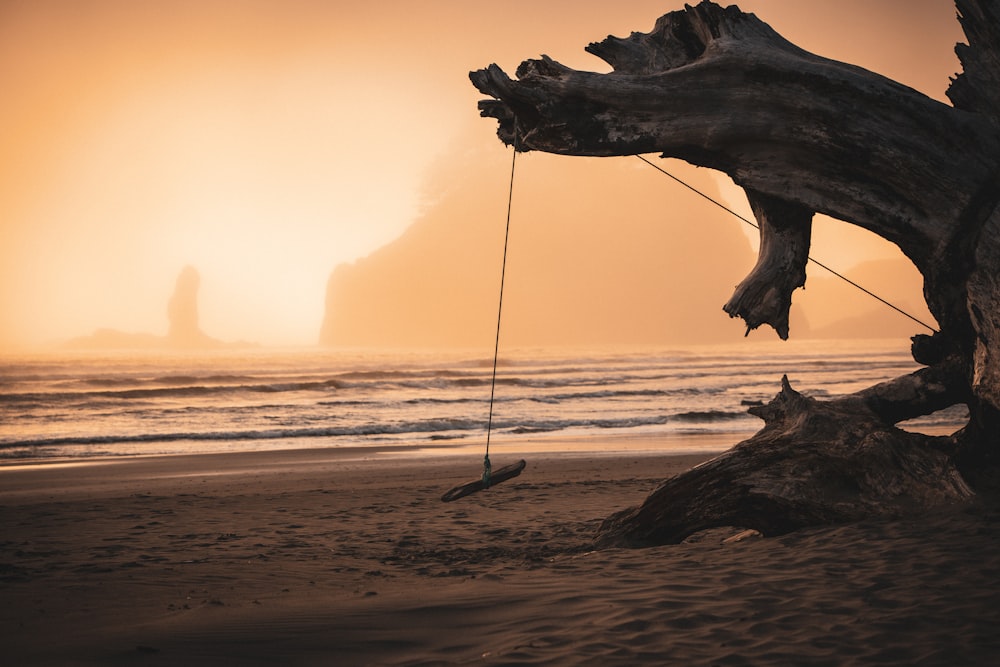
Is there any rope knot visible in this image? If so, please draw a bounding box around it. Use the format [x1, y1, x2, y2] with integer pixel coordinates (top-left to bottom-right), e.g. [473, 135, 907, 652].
[482, 454, 492, 488]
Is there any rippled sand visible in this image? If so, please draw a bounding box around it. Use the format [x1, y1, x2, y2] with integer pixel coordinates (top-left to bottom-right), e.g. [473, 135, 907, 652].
[3, 446, 1000, 665]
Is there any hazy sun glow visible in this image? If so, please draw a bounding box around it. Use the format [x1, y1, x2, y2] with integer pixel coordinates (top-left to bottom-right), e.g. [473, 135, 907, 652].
[0, 0, 962, 347]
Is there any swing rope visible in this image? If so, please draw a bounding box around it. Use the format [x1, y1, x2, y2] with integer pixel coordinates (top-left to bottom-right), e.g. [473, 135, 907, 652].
[634, 154, 938, 334]
[483, 121, 519, 488]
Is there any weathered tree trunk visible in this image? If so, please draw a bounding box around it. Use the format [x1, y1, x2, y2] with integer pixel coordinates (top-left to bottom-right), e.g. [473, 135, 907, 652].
[471, 0, 1000, 544]
[597, 376, 975, 547]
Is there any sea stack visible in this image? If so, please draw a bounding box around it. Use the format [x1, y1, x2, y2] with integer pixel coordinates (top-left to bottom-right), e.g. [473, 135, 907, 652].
[167, 265, 217, 348]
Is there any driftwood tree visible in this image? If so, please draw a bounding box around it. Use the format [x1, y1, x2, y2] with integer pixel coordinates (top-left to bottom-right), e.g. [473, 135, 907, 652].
[471, 0, 1000, 546]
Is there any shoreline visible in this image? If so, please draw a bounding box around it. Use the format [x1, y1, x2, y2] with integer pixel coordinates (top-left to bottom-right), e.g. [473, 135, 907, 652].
[0, 428, 747, 472]
[4, 442, 1000, 665]
[0, 439, 717, 503]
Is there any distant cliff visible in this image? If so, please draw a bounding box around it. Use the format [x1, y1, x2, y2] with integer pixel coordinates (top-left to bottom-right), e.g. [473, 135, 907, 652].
[797, 257, 936, 339]
[320, 150, 757, 348]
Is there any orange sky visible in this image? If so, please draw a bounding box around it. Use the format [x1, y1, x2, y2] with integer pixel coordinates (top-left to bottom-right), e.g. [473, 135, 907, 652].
[0, 1, 963, 347]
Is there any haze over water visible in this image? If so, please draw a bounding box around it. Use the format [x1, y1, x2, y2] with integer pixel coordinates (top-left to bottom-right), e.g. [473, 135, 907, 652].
[1, 1, 961, 349]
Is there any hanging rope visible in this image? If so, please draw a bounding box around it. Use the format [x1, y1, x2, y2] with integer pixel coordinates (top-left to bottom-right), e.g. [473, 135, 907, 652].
[483, 121, 519, 488]
[634, 154, 938, 334]
[440, 124, 529, 502]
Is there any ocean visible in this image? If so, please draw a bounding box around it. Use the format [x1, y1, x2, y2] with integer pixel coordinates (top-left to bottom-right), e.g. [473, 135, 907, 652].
[0, 340, 967, 461]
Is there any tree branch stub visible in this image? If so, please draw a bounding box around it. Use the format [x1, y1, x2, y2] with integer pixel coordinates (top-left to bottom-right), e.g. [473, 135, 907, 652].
[723, 189, 812, 339]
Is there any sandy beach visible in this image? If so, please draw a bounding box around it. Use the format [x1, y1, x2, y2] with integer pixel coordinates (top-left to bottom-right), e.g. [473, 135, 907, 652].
[3, 442, 1000, 666]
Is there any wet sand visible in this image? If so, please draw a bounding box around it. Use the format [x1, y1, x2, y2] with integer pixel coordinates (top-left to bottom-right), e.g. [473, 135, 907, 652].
[3, 444, 1000, 665]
